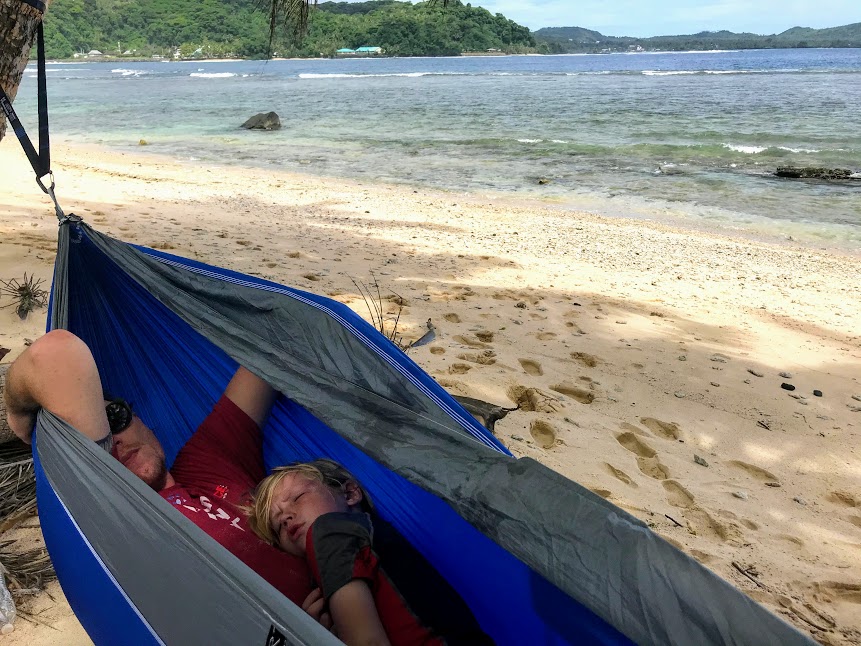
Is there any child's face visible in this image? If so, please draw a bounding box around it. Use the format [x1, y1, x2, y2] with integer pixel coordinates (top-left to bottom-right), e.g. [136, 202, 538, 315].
[268, 473, 350, 556]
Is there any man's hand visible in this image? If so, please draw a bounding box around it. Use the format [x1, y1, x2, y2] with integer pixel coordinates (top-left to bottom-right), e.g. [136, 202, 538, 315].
[302, 588, 333, 631]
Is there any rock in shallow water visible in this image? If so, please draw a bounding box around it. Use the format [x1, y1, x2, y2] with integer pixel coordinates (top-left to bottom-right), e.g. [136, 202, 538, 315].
[240, 112, 281, 130]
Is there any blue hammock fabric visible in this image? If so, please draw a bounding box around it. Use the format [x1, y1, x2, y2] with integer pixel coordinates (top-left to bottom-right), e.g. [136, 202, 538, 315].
[39, 225, 628, 645]
[32, 222, 814, 646]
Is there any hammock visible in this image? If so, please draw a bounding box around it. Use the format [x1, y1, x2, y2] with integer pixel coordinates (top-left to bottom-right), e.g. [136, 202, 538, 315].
[26, 221, 810, 646]
[5, 13, 812, 644]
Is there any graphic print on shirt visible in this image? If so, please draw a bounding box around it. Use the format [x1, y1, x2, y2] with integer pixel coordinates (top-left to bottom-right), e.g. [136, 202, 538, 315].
[164, 491, 244, 531]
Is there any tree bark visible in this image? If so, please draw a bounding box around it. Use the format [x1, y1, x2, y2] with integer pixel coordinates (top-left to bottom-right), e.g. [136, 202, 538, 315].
[0, 364, 16, 444]
[0, 0, 48, 143]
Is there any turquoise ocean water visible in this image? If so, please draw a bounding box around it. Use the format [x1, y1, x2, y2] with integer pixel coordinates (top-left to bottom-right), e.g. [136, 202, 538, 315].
[15, 48, 861, 248]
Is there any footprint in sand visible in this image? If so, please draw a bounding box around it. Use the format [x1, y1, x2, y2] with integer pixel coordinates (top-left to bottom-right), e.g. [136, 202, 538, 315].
[663, 480, 695, 508]
[570, 352, 599, 367]
[814, 581, 861, 605]
[848, 516, 861, 529]
[430, 347, 445, 355]
[530, 420, 558, 448]
[475, 330, 494, 342]
[458, 351, 497, 366]
[727, 460, 779, 482]
[444, 313, 461, 323]
[507, 385, 559, 413]
[619, 422, 652, 437]
[551, 383, 595, 404]
[448, 363, 472, 374]
[637, 456, 671, 480]
[828, 490, 859, 508]
[685, 507, 739, 542]
[605, 463, 638, 487]
[777, 534, 805, 548]
[454, 335, 491, 349]
[519, 359, 543, 376]
[537, 332, 557, 341]
[640, 418, 683, 441]
[615, 432, 657, 458]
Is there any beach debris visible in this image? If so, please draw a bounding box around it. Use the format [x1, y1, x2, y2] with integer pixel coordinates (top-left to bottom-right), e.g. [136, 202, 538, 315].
[22, 339, 32, 347]
[515, 301, 527, 309]
[775, 166, 857, 180]
[240, 111, 281, 131]
[710, 382, 720, 387]
[743, 379, 751, 384]
[451, 395, 516, 434]
[747, 369, 764, 377]
[757, 420, 771, 430]
[765, 482, 781, 488]
[733, 491, 749, 500]
[674, 391, 686, 399]
[694, 455, 709, 468]
[793, 496, 807, 506]
[664, 514, 684, 528]
[138, 139, 148, 146]
[0, 274, 49, 320]
[779, 371, 793, 379]
[537, 177, 551, 185]
[813, 390, 822, 397]
[710, 355, 727, 363]
[678, 355, 687, 361]
[510, 435, 524, 442]
[780, 383, 796, 391]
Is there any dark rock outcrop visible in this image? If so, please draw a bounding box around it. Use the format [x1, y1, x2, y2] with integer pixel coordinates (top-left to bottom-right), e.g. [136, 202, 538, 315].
[240, 112, 281, 131]
[775, 166, 857, 180]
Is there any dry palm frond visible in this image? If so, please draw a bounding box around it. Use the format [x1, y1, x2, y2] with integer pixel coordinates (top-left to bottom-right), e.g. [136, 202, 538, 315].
[0, 273, 49, 320]
[347, 274, 409, 350]
[0, 541, 56, 593]
[0, 442, 36, 530]
[0, 442, 55, 595]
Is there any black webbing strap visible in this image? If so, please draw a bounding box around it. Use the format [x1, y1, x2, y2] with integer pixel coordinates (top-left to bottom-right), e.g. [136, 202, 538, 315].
[0, 11, 52, 189]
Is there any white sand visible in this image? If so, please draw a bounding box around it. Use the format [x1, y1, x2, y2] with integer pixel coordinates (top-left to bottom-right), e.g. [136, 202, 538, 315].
[0, 140, 859, 644]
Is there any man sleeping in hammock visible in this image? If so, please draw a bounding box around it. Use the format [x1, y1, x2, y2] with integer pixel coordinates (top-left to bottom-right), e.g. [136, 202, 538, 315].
[3, 330, 488, 641]
[247, 459, 491, 646]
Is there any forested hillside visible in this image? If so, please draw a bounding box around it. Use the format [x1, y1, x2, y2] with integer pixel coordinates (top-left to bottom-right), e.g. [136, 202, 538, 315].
[534, 22, 861, 53]
[42, 0, 534, 59]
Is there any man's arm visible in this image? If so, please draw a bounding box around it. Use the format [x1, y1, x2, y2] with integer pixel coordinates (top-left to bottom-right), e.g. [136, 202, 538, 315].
[3, 330, 110, 444]
[223, 366, 276, 430]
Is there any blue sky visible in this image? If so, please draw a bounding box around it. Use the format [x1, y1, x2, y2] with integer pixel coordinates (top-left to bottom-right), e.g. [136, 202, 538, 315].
[364, 1, 861, 36]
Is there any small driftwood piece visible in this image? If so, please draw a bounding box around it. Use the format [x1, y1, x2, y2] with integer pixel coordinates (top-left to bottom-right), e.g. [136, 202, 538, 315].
[451, 395, 517, 434]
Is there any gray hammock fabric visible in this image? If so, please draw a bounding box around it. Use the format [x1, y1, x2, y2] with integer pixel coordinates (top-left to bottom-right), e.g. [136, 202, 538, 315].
[32, 222, 812, 645]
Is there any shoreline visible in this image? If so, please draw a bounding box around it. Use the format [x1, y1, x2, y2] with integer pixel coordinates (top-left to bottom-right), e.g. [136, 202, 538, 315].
[72, 135, 861, 259]
[1, 139, 860, 644]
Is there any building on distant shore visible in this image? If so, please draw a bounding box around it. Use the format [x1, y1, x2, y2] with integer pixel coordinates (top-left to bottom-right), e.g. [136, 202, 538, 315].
[335, 46, 383, 57]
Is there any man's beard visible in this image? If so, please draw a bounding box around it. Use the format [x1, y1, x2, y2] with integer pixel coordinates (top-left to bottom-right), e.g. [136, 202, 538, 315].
[142, 461, 169, 491]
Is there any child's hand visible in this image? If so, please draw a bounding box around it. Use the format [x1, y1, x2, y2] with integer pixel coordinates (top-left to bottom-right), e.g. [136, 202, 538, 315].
[302, 588, 333, 631]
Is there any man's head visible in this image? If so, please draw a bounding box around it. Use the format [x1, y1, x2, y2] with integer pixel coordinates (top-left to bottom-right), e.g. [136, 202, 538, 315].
[248, 459, 371, 556]
[107, 401, 170, 491]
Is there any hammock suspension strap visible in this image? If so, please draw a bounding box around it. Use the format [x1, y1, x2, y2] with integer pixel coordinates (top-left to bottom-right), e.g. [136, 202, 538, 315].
[0, 0, 67, 221]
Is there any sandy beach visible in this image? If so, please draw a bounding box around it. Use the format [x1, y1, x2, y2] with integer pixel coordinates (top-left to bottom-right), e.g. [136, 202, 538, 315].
[1, 139, 859, 644]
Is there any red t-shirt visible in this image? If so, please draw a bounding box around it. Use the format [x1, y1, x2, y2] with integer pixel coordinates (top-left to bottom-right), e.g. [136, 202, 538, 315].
[160, 395, 312, 605]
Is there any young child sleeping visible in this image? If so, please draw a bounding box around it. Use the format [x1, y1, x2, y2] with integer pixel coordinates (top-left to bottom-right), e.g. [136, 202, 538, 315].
[247, 459, 492, 646]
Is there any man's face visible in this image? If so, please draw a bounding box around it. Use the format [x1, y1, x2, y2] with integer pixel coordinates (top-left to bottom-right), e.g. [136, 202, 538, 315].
[110, 415, 169, 491]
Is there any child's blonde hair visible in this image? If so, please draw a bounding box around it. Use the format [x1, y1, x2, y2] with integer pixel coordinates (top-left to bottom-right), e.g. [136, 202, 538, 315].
[247, 458, 372, 547]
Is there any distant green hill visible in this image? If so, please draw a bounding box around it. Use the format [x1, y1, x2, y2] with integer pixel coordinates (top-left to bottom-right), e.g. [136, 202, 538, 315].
[42, 0, 534, 59]
[534, 22, 861, 53]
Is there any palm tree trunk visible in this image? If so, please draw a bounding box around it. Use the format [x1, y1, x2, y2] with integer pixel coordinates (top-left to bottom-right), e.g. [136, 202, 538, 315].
[0, 0, 47, 143]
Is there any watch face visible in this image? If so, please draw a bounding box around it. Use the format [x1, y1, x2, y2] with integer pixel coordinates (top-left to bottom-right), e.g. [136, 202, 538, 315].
[106, 399, 133, 434]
